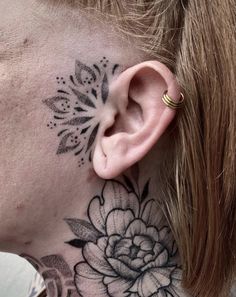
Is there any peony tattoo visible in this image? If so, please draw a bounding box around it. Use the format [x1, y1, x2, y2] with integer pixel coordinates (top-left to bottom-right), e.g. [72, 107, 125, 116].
[65, 176, 187, 297]
[22, 175, 188, 297]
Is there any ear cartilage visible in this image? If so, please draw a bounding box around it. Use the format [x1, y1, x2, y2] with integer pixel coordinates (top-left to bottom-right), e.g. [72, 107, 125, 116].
[162, 91, 185, 109]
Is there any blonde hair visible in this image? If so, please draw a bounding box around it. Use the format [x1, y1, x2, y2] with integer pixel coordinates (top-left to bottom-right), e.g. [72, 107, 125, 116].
[46, 1, 236, 296]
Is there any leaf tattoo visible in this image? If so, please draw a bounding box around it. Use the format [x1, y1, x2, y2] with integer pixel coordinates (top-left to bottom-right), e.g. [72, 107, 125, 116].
[64, 218, 101, 243]
[123, 174, 136, 193]
[65, 239, 87, 249]
[141, 179, 150, 203]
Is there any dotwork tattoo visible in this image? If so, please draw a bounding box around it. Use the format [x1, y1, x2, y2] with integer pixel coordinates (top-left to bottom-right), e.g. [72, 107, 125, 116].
[22, 254, 79, 297]
[23, 170, 187, 297]
[43, 58, 120, 166]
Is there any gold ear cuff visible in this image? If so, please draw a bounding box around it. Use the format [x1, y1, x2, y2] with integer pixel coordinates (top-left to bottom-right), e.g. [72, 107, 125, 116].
[162, 91, 185, 109]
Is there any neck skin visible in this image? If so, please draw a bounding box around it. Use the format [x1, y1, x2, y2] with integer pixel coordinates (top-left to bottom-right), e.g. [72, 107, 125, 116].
[19, 153, 185, 297]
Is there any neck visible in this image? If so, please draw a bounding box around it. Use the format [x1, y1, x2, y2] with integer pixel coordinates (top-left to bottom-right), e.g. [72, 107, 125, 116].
[20, 163, 186, 297]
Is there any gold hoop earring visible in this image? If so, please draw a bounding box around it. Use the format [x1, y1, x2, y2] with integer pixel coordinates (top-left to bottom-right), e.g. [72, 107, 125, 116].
[162, 91, 185, 110]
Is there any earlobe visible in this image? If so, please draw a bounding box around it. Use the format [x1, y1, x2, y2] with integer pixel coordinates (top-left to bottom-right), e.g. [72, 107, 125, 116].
[93, 61, 182, 179]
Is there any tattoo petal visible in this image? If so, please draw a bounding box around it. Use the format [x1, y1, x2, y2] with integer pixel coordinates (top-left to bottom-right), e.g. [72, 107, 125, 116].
[104, 276, 133, 297]
[71, 88, 96, 108]
[106, 258, 140, 280]
[105, 209, 134, 236]
[88, 181, 139, 233]
[43, 96, 70, 114]
[101, 73, 109, 104]
[91, 88, 97, 99]
[141, 199, 165, 227]
[75, 60, 96, 85]
[86, 123, 100, 152]
[57, 132, 80, 154]
[80, 126, 90, 135]
[74, 262, 109, 297]
[62, 117, 93, 126]
[83, 240, 117, 277]
[141, 249, 169, 271]
[129, 267, 174, 297]
[125, 219, 147, 238]
[167, 269, 186, 297]
[158, 226, 175, 256]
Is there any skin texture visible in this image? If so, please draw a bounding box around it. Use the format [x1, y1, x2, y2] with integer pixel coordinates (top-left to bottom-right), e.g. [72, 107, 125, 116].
[0, 1, 187, 296]
[0, 0, 142, 252]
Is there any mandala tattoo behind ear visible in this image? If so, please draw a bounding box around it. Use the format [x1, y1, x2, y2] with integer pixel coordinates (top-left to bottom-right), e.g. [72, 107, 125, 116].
[43, 58, 120, 166]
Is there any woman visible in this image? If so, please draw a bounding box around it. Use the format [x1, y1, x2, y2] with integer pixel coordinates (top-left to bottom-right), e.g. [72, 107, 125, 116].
[0, 1, 235, 297]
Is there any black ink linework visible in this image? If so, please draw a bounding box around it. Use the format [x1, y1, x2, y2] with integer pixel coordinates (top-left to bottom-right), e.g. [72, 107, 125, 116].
[112, 64, 119, 75]
[93, 64, 101, 74]
[88, 151, 92, 162]
[74, 107, 87, 113]
[42, 270, 63, 297]
[70, 75, 77, 87]
[63, 177, 185, 297]
[86, 123, 100, 152]
[70, 88, 96, 109]
[91, 88, 97, 99]
[74, 147, 84, 156]
[43, 97, 70, 114]
[101, 74, 109, 103]
[43, 58, 120, 165]
[54, 116, 66, 120]
[58, 129, 68, 137]
[58, 90, 70, 95]
[65, 239, 87, 249]
[42, 255, 72, 278]
[57, 133, 80, 154]
[62, 116, 94, 126]
[21, 254, 43, 271]
[21, 254, 79, 297]
[75, 60, 96, 85]
[80, 127, 90, 135]
[21, 174, 186, 297]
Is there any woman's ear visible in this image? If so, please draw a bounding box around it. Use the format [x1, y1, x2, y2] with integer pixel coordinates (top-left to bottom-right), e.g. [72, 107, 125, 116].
[93, 61, 181, 179]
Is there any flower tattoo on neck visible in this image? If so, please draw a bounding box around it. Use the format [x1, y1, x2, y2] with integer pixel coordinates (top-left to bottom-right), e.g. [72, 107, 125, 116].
[65, 175, 188, 297]
[21, 173, 189, 296]
[43, 57, 120, 166]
